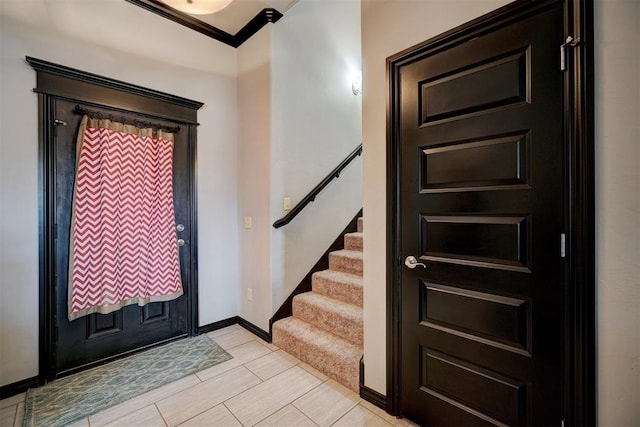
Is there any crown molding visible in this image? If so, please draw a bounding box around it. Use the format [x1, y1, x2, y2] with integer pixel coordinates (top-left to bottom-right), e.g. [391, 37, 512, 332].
[125, 0, 283, 48]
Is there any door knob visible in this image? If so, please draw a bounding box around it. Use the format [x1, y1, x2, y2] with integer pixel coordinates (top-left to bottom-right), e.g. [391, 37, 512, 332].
[405, 255, 427, 269]
[177, 239, 185, 247]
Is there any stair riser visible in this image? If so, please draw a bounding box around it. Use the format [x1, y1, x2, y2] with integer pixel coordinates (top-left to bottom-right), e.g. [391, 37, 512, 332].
[272, 324, 360, 392]
[329, 253, 363, 276]
[293, 297, 363, 346]
[344, 234, 363, 251]
[312, 274, 362, 307]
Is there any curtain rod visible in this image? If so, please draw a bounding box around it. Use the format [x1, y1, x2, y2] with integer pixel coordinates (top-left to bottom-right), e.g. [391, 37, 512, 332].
[73, 105, 181, 133]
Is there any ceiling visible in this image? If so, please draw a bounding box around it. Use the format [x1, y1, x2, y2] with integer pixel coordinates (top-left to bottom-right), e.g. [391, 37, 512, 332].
[128, 0, 297, 47]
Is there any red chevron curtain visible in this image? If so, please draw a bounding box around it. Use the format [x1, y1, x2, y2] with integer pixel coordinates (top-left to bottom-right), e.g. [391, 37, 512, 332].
[68, 115, 183, 321]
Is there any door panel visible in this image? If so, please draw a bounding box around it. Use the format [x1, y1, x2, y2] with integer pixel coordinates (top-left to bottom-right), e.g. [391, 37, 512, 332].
[419, 48, 529, 124]
[420, 133, 530, 192]
[398, 3, 564, 426]
[53, 99, 191, 376]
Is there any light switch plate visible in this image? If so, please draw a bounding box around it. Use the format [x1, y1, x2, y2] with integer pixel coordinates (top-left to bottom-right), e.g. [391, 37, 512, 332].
[243, 216, 252, 229]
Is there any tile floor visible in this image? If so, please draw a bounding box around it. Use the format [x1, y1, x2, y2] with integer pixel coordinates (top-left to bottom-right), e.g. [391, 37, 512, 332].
[0, 325, 417, 427]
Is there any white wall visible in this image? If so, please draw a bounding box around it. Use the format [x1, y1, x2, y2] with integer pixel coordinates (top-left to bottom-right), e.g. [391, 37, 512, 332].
[237, 0, 362, 331]
[360, 0, 511, 395]
[594, 1, 640, 425]
[361, 0, 640, 424]
[270, 0, 362, 313]
[237, 26, 274, 331]
[0, 0, 239, 387]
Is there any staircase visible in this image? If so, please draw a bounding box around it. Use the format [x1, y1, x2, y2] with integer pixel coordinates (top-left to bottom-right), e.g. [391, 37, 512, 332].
[272, 217, 363, 392]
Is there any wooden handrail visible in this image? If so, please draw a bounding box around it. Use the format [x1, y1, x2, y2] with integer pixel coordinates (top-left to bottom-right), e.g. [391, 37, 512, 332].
[272, 144, 362, 229]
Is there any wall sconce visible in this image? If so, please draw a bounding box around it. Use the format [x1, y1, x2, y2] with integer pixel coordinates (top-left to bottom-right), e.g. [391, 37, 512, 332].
[162, 0, 233, 15]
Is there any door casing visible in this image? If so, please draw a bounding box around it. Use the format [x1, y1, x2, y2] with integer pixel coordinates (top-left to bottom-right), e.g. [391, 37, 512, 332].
[385, 1, 595, 425]
[28, 57, 203, 383]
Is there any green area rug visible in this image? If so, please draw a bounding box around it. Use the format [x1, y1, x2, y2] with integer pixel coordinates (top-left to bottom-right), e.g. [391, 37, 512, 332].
[23, 334, 232, 427]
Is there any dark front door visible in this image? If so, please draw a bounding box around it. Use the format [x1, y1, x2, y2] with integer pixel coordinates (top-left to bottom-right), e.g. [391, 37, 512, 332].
[395, 2, 564, 425]
[52, 99, 192, 377]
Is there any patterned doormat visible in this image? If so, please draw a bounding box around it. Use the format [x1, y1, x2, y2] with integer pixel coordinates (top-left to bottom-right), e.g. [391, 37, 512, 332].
[23, 335, 232, 427]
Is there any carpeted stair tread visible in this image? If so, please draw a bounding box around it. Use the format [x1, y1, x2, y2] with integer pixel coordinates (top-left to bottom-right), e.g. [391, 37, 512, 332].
[329, 249, 363, 275]
[312, 270, 363, 307]
[344, 232, 363, 251]
[272, 216, 365, 393]
[293, 292, 363, 346]
[272, 317, 362, 392]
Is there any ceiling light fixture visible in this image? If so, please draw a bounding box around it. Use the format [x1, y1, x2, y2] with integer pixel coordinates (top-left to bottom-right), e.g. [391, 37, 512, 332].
[162, 0, 233, 15]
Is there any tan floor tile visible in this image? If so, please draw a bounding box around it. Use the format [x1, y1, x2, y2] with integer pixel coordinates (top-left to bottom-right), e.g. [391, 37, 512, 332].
[332, 405, 393, 427]
[206, 324, 241, 339]
[0, 393, 24, 410]
[254, 337, 280, 352]
[225, 366, 322, 426]
[357, 400, 390, 419]
[212, 328, 258, 350]
[13, 403, 23, 427]
[358, 400, 418, 426]
[90, 374, 201, 426]
[196, 341, 272, 382]
[293, 381, 359, 426]
[102, 405, 166, 427]
[298, 362, 329, 381]
[254, 405, 317, 427]
[157, 366, 261, 426]
[245, 350, 300, 381]
[0, 406, 16, 427]
[394, 417, 420, 427]
[178, 404, 241, 426]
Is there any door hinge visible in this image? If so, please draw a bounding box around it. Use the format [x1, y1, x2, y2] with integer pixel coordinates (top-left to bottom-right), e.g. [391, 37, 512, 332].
[54, 326, 59, 341]
[560, 36, 581, 71]
[560, 233, 566, 258]
[53, 223, 58, 240]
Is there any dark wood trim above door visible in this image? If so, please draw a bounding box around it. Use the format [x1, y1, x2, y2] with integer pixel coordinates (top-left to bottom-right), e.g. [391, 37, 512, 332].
[385, 0, 595, 425]
[28, 57, 203, 385]
[26, 57, 203, 123]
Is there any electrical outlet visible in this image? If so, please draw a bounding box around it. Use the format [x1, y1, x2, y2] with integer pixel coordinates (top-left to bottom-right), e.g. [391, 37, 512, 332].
[283, 197, 291, 211]
[243, 216, 252, 229]
[247, 288, 253, 301]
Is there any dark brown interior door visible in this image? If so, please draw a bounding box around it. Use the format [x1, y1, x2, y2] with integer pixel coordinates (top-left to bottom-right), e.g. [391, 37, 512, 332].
[52, 99, 192, 377]
[397, 3, 564, 425]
